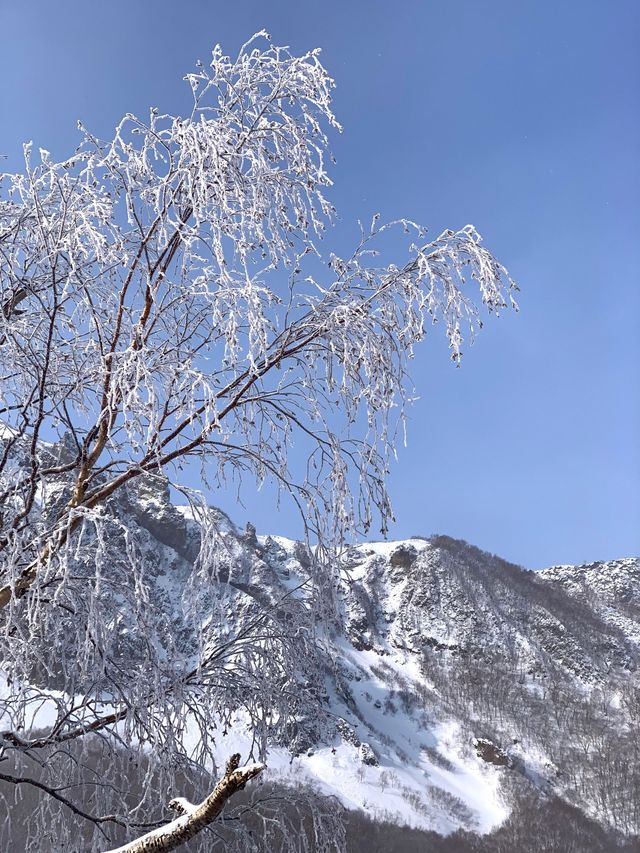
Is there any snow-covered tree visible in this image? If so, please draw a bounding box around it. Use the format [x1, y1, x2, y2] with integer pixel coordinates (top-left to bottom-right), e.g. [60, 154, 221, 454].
[0, 34, 517, 851]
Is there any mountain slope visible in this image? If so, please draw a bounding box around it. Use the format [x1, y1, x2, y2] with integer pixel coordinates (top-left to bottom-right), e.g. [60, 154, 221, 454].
[1, 440, 638, 847]
[241, 532, 640, 837]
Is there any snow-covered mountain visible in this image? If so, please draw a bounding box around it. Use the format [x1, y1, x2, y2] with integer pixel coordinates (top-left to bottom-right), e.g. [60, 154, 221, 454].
[234, 531, 639, 839]
[1, 449, 639, 849]
[98, 475, 640, 841]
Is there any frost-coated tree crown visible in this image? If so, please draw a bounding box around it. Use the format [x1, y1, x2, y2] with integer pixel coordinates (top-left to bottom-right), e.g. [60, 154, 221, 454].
[0, 33, 517, 851]
[0, 31, 517, 560]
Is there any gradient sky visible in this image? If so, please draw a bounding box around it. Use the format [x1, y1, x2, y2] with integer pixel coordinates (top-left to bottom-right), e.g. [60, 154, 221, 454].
[1, 1, 638, 569]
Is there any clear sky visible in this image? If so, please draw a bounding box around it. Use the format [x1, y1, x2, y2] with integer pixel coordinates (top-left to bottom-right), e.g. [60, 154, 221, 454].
[1, 1, 638, 569]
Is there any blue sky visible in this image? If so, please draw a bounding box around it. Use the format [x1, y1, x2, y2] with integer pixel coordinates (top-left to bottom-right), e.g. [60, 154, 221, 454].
[1, 1, 638, 568]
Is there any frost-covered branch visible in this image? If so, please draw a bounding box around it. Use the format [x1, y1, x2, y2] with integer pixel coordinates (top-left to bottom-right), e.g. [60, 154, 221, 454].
[104, 754, 264, 853]
[0, 770, 128, 836]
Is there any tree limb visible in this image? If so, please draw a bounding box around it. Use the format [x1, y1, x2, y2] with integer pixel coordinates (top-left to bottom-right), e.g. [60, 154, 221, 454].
[104, 754, 264, 853]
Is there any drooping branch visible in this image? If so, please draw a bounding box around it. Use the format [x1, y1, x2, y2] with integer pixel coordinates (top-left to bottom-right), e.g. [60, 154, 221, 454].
[0, 770, 137, 841]
[104, 754, 264, 853]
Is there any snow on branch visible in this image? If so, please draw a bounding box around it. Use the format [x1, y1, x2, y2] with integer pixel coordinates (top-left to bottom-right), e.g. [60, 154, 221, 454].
[104, 755, 264, 852]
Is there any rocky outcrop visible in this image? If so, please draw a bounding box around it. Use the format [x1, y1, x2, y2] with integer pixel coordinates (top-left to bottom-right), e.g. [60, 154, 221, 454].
[358, 742, 379, 766]
[474, 738, 512, 768]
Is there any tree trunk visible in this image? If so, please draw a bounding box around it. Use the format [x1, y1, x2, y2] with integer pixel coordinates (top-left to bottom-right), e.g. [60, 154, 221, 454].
[104, 755, 264, 853]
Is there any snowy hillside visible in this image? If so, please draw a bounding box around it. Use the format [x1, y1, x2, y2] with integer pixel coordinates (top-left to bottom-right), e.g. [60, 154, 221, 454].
[212, 530, 640, 838]
[141, 476, 640, 839]
[217, 534, 508, 836]
[1, 447, 639, 849]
